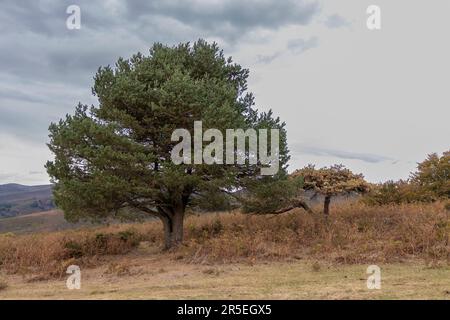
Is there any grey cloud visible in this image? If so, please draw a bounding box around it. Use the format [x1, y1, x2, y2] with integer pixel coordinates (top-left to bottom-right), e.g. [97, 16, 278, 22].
[0, 0, 320, 141]
[294, 145, 393, 163]
[257, 36, 318, 64]
[29, 171, 44, 175]
[0, 0, 320, 86]
[0, 1, 65, 35]
[0, 73, 95, 142]
[324, 14, 351, 29]
[0, 27, 146, 87]
[0, 172, 17, 181]
[0, 171, 48, 184]
[0, 0, 321, 184]
[1, 1, 320, 42]
[0, 88, 47, 104]
[256, 51, 282, 64]
[125, 0, 320, 42]
[0, 106, 51, 142]
[287, 36, 318, 54]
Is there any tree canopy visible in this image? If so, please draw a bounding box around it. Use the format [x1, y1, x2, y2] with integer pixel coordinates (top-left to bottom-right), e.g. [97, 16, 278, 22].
[364, 150, 449, 205]
[292, 164, 370, 215]
[411, 150, 449, 199]
[46, 40, 289, 249]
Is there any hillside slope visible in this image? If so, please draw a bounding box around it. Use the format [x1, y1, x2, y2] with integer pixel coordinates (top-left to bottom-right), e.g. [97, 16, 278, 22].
[0, 184, 54, 218]
[0, 210, 76, 234]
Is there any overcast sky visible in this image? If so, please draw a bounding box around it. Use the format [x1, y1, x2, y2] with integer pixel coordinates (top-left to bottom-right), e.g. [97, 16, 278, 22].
[0, 0, 449, 185]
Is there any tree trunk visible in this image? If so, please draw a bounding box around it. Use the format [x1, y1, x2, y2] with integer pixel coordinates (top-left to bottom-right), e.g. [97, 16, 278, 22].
[161, 208, 185, 250]
[323, 195, 331, 216]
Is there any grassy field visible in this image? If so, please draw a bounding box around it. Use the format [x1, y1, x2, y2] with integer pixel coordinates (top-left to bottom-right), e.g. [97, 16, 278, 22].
[0, 253, 449, 299]
[0, 202, 448, 299]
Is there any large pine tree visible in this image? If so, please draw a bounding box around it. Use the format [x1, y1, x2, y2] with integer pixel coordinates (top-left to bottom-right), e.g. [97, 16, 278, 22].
[46, 40, 289, 249]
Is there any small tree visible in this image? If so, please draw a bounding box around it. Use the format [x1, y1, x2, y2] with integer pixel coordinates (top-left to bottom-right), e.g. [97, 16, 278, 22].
[292, 164, 370, 215]
[362, 180, 436, 205]
[410, 150, 449, 199]
[364, 150, 449, 206]
[46, 40, 289, 249]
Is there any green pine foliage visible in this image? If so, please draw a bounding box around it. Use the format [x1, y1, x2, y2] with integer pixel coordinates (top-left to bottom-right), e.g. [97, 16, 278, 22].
[46, 40, 289, 248]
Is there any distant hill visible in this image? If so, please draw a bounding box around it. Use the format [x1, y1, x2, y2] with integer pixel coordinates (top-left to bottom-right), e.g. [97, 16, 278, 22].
[0, 210, 71, 234]
[0, 184, 55, 218]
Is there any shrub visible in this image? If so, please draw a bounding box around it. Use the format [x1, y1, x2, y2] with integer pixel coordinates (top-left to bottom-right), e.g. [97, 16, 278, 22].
[363, 151, 449, 206]
[0, 203, 448, 277]
[0, 226, 148, 277]
[180, 202, 449, 264]
[411, 150, 450, 199]
[363, 180, 436, 205]
[63, 240, 83, 259]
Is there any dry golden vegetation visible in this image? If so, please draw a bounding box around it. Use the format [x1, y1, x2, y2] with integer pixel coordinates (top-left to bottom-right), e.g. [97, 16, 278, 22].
[0, 279, 7, 292]
[1, 259, 449, 299]
[0, 202, 448, 281]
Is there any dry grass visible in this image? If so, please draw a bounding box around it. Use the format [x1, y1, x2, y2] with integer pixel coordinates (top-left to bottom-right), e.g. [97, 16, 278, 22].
[0, 258, 449, 299]
[0, 280, 7, 291]
[179, 202, 449, 265]
[0, 202, 448, 279]
[0, 226, 144, 278]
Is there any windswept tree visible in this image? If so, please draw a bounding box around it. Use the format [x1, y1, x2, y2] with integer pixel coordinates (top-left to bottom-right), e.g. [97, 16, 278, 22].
[46, 40, 289, 249]
[292, 164, 370, 215]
